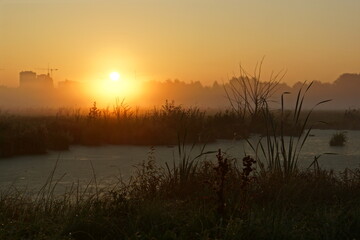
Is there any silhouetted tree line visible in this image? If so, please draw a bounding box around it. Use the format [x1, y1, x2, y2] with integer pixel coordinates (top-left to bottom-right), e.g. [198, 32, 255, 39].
[141, 73, 360, 110]
[0, 73, 359, 110]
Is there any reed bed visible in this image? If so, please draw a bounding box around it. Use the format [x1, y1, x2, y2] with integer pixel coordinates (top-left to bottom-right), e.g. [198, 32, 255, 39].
[0, 100, 255, 158]
[0, 97, 359, 158]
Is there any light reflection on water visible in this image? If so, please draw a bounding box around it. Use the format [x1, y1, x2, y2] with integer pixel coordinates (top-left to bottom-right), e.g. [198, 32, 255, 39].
[1, 129, 360, 193]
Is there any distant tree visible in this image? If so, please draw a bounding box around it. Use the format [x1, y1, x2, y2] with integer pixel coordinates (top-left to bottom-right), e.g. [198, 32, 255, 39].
[212, 81, 221, 89]
[334, 73, 360, 86]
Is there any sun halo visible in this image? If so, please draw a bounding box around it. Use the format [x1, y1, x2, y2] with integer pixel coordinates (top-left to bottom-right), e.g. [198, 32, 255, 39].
[109, 72, 120, 81]
[87, 71, 142, 104]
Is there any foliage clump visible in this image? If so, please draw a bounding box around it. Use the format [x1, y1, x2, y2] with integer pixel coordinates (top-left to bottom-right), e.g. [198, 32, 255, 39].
[329, 131, 347, 146]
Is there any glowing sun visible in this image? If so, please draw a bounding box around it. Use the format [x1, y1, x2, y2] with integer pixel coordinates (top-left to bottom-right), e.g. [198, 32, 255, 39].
[88, 71, 142, 104]
[109, 72, 120, 81]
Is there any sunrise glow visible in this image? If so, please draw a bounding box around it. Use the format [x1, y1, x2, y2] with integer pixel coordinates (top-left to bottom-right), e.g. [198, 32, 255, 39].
[109, 72, 120, 82]
[1, 1, 360, 237]
[86, 73, 141, 105]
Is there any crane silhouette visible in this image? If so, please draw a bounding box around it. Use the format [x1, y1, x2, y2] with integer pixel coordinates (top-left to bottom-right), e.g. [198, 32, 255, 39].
[36, 67, 58, 77]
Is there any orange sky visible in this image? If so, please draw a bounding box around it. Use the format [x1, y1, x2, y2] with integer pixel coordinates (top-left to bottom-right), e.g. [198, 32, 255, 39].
[1, 0, 359, 87]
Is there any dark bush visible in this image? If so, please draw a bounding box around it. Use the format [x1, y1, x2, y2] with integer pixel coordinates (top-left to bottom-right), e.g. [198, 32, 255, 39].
[329, 132, 347, 146]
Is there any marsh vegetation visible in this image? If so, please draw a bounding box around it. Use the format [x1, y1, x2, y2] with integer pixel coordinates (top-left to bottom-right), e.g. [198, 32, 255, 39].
[329, 132, 347, 146]
[2, 144, 360, 239]
[2, 73, 360, 239]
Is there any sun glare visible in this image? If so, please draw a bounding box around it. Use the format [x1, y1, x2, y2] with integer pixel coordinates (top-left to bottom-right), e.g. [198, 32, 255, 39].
[109, 72, 120, 81]
[88, 72, 142, 105]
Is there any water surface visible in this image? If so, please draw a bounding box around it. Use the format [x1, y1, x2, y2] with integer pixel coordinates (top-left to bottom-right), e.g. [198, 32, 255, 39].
[1, 129, 360, 192]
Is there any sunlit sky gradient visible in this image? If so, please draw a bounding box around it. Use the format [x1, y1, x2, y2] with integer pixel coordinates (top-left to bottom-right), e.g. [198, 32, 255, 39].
[1, 0, 359, 87]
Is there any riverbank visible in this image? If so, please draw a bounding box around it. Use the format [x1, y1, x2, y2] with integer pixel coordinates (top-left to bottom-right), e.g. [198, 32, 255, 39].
[1, 150, 360, 239]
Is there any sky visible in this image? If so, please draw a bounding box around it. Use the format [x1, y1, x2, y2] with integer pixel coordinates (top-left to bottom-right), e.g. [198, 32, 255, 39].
[0, 0, 359, 88]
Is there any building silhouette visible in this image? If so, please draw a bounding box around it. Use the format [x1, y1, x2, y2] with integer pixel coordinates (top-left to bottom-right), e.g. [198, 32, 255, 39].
[19, 71, 53, 89]
[19, 71, 36, 88]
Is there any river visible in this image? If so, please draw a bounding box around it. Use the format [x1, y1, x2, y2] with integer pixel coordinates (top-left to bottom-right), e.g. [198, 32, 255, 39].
[1, 129, 360, 193]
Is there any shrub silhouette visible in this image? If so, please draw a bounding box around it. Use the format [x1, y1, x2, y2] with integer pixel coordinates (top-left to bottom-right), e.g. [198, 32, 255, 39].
[329, 132, 347, 146]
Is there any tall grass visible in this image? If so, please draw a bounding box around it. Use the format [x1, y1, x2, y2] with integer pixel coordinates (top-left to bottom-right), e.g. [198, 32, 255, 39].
[2, 148, 360, 239]
[224, 58, 285, 122]
[248, 82, 331, 177]
[1, 98, 332, 159]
